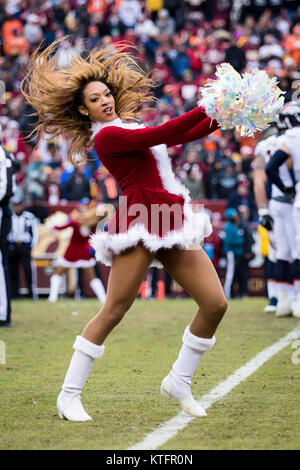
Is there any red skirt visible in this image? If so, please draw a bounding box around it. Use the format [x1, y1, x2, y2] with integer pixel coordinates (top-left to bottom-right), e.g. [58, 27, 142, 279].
[90, 187, 212, 268]
[108, 187, 185, 238]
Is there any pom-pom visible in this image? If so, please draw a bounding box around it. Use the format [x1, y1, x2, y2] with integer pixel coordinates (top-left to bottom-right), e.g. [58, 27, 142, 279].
[198, 63, 285, 137]
[45, 211, 68, 231]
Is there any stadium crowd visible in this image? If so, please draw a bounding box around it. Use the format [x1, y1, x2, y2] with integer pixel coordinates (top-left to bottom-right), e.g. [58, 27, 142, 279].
[0, 0, 300, 300]
[1, 0, 300, 209]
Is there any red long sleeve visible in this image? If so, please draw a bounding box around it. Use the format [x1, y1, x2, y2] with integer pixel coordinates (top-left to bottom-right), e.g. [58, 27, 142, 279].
[54, 220, 76, 230]
[95, 107, 208, 157]
[166, 117, 219, 147]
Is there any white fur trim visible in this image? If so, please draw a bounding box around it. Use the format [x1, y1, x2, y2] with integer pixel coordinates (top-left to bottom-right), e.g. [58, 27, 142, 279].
[73, 335, 105, 359]
[150, 143, 191, 202]
[183, 326, 216, 352]
[90, 117, 212, 267]
[90, 118, 141, 141]
[90, 210, 211, 268]
[54, 256, 96, 268]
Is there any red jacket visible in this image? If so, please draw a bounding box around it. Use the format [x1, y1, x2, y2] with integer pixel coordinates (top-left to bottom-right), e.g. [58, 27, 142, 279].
[94, 107, 218, 237]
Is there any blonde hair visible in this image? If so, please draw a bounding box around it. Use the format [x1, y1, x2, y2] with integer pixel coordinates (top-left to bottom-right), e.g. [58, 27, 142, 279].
[21, 37, 156, 165]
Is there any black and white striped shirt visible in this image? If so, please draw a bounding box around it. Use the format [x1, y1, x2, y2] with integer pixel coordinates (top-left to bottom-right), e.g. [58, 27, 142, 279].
[7, 211, 38, 247]
[0, 145, 16, 207]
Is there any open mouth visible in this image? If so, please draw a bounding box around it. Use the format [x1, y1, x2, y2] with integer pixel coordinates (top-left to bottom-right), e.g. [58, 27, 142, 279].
[103, 107, 113, 115]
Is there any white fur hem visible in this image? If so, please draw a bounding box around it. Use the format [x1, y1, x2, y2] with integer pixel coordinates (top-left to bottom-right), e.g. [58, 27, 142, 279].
[73, 335, 105, 359]
[54, 256, 96, 268]
[183, 326, 216, 351]
[90, 206, 212, 268]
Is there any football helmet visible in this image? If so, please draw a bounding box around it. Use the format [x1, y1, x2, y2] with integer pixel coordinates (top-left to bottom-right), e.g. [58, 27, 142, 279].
[277, 101, 300, 129]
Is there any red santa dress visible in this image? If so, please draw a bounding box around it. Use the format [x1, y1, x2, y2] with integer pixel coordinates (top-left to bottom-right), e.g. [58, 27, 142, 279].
[54, 220, 96, 268]
[89, 106, 219, 267]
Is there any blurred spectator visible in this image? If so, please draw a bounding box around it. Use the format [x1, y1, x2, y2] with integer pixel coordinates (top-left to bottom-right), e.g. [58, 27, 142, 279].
[179, 69, 198, 104]
[37, 135, 68, 163]
[213, 0, 232, 26]
[224, 38, 246, 72]
[134, 11, 156, 42]
[258, 33, 284, 66]
[87, 24, 101, 49]
[183, 164, 205, 201]
[168, 44, 191, 80]
[2, 14, 29, 56]
[2, 120, 26, 163]
[182, 145, 207, 174]
[202, 151, 221, 199]
[203, 211, 223, 273]
[23, 14, 43, 46]
[45, 142, 63, 169]
[119, 0, 142, 30]
[44, 168, 62, 206]
[55, 37, 81, 67]
[65, 166, 91, 201]
[186, 37, 203, 73]
[285, 17, 300, 67]
[164, 0, 186, 31]
[144, 27, 160, 63]
[227, 179, 257, 221]
[216, 160, 238, 200]
[96, 173, 122, 207]
[60, 160, 76, 199]
[146, 0, 163, 20]
[88, 0, 108, 15]
[155, 8, 175, 35]
[26, 196, 49, 224]
[223, 207, 254, 298]
[25, 149, 47, 201]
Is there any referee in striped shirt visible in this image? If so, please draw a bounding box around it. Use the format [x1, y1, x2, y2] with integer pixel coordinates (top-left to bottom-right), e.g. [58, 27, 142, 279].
[8, 198, 38, 300]
[0, 125, 16, 327]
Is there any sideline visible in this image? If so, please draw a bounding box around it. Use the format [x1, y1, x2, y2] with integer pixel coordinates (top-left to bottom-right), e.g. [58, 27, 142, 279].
[127, 325, 300, 450]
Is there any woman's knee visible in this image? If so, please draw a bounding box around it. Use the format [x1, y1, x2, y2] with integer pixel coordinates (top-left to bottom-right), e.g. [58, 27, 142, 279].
[200, 295, 228, 320]
[218, 297, 228, 316]
[99, 298, 133, 327]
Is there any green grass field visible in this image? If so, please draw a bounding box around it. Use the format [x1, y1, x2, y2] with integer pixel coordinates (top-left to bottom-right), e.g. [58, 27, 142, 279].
[0, 297, 300, 450]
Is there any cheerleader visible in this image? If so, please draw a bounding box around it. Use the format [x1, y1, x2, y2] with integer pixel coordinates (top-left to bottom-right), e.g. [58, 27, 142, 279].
[22, 39, 238, 422]
[48, 204, 106, 304]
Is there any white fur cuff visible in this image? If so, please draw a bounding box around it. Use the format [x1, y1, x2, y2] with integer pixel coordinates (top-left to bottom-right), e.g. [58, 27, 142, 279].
[183, 326, 216, 352]
[73, 335, 105, 359]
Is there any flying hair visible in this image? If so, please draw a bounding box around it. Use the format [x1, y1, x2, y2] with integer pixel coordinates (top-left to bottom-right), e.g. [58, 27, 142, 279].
[21, 37, 156, 165]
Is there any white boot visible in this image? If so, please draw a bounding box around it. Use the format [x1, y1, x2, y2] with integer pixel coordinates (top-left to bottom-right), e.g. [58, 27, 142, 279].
[160, 326, 215, 417]
[48, 274, 62, 303]
[89, 278, 106, 303]
[57, 335, 105, 421]
[275, 291, 292, 317]
[292, 292, 300, 318]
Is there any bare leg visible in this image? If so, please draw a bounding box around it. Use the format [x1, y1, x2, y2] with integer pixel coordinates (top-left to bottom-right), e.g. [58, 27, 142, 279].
[57, 244, 156, 421]
[82, 244, 155, 344]
[157, 246, 227, 338]
[84, 266, 96, 283]
[55, 266, 67, 276]
[157, 246, 227, 416]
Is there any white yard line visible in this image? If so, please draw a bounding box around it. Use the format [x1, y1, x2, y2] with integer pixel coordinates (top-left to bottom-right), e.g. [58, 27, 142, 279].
[127, 325, 300, 450]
